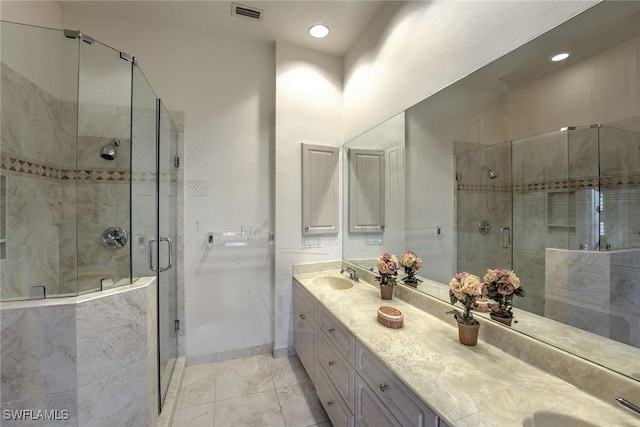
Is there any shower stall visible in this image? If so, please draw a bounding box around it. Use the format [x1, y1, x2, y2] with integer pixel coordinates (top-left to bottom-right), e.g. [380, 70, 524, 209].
[455, 124, 640, 347]
[0, 20, 180, 416]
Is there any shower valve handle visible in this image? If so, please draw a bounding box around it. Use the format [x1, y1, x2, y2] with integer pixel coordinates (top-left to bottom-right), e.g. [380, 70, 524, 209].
[101, 227, 128, 249]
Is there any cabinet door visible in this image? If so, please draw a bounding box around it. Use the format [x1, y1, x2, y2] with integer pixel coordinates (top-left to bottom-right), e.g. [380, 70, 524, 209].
[293, 295, 317, 385]
[355, 373, 401, 427]
[293, 300, 306, 364]
[305, 314, 317, 385]
[302, 143, 340, 235]
[356, 342, 438, 427]
[348, 148, 385, 233]
[319, 306, 356, 364]
[317, 362, 355, 427]
[318, 331, 354, 411]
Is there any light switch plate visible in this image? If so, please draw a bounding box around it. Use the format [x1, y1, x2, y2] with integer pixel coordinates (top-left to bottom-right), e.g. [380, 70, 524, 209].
[303, 237, 321, 248]
[365, 234, 383, 245]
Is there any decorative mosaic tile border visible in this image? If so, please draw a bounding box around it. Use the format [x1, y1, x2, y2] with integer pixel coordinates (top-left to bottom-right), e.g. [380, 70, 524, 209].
[0, 156, 175, 182]
[458, 174, 640, 193]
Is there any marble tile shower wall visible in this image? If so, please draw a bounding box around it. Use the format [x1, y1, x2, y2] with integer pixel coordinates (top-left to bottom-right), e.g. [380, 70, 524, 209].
[455, 140, 512, 282]
[0, 62, 166, 298]
[546, 248, 640, 348]
[75, 99, 133, 294]
[0, 278, 158, 426]
[1, 63, 77, 299]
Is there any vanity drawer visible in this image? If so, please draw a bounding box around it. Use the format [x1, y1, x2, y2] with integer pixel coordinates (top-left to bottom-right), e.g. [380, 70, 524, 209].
[355, 372, 401, 427]
[318, 330, 355, 411]
[356, 341, 438, 427]
[317, 362, 354, 427]
[319, 306, 355, 364]
[294, 280, 317, 320]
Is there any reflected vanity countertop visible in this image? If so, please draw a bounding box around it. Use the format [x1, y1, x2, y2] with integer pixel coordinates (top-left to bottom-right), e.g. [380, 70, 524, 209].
[293, 267, 640, 427]
[414, 276, 640, 381]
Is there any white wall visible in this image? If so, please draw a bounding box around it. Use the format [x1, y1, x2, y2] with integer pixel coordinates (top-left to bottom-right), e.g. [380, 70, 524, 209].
[343, 0, 600, 142]
[274, 42, 343, 356]
[0, 0, 62, 28]
[1, 1, 67, 99]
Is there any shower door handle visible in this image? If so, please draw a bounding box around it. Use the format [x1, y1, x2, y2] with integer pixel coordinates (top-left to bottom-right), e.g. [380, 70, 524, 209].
[159, 237, 173, 272]
[149, 237, 173, 272]
[149, 238, 159, 272]
[500, 227, 511, 249]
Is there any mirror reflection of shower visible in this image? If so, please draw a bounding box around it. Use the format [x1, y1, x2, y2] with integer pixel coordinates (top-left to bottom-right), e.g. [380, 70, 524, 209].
[100, 138, 120, 160]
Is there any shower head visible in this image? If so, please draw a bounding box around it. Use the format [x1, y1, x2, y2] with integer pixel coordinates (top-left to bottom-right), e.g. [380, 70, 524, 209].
[100, 139, 120, 161]
[482, 165, 498, 179]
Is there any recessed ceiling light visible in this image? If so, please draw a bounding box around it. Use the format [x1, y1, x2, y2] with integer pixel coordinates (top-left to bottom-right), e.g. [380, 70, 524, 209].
[309, 24, 330, 39]
[551, 52, 570, 62]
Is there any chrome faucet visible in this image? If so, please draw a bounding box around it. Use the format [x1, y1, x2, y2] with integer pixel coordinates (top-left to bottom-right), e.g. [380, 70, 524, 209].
[616, 397, 640, 416]
[340, 267, 360, 282]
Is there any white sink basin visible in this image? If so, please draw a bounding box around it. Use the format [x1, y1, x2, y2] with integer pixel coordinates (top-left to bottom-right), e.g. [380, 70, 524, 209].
[522, 411, 600, 427]
[312, 276, 354, 290]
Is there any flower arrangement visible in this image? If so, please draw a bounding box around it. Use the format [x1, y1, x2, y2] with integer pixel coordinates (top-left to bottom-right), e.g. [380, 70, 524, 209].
[447, 272, 483, 325]
[483, 269, 525, 319]
[399, 251, 423, 287]
[376, 252, 398, 286]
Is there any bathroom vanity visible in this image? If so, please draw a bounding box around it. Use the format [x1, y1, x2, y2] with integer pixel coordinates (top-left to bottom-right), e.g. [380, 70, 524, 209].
[293, 262, 640, 427]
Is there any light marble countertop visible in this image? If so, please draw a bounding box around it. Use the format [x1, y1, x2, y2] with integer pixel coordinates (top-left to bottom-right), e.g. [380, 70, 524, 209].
[293, 268, 640, 427]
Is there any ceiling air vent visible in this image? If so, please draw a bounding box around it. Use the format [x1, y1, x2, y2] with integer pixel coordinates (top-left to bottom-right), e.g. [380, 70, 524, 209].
[232, 3, 264, 21]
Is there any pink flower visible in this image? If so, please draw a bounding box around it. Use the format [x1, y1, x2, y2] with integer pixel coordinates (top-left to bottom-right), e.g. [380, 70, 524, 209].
[378, 261, 388, 274]
[497, 282, 516, 296]
[449, 277, 466, 301]
[387, 263, 397, 274]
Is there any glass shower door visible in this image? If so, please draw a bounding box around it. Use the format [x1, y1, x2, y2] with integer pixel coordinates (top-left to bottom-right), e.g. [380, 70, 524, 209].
[157, 101, 178, 408]
[511, 129, 571, 316]
[131, 69, 178, 410]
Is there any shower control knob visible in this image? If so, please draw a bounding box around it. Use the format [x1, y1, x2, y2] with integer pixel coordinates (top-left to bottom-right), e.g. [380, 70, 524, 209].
[101, 227, 128, 249]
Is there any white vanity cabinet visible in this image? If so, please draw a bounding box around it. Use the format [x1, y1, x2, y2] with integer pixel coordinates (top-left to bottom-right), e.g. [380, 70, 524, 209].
[293, 279, 445, 427]
[293, 282, 318, 386]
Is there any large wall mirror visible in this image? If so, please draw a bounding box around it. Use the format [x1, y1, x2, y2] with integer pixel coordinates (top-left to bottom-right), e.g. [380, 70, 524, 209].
[343, 1, 640, 381]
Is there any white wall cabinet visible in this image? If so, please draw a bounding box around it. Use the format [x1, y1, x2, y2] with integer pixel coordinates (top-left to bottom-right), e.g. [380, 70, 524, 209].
[302, 143, 340, 236]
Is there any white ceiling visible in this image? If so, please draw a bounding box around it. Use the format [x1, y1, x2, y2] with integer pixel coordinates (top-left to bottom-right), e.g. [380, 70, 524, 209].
[58, 0, 388, 57]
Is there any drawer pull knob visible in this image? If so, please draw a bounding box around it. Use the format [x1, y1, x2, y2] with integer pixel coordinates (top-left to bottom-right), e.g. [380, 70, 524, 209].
[299, 314, 306, 320]
[327, 400, 334, 407]
[328, 360, 334, 367]
[328, 327, 335, 333]
[379, 384, 389, 392]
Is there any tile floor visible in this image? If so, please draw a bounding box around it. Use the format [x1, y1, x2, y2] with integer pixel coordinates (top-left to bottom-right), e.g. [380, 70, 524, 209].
[172, 354, 331, 427]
